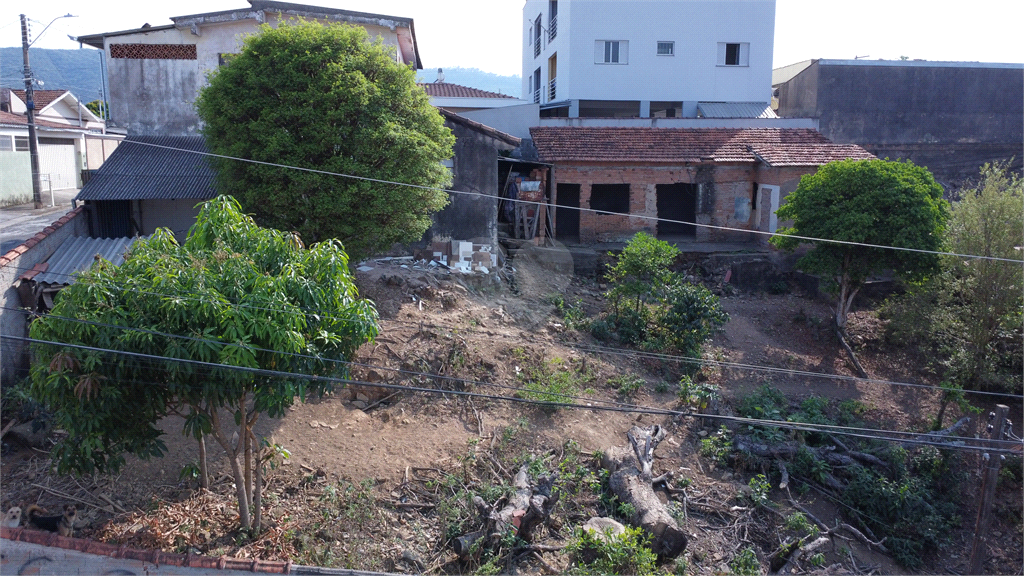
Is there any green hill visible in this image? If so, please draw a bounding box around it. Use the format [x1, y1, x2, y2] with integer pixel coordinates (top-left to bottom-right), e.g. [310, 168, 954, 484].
[1, 47, 105, 103]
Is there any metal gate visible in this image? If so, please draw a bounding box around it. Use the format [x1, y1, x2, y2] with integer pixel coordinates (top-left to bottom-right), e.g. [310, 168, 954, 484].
[37, 137, 79, 190]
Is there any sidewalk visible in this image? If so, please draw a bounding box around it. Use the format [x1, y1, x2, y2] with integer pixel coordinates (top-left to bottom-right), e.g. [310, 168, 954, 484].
[0, 188, 80, 254]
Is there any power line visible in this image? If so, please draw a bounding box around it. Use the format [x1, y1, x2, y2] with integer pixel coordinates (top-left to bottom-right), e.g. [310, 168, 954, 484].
[5, 277, 1023, 403]
[116, 139, 1024, 265]
[8, 334, 1019, 454]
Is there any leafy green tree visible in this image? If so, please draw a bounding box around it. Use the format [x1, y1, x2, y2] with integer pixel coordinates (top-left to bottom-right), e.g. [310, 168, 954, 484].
[606, 232, 680, 314]
[771, 159, 949, 330]
[85, 99, 108, 120]
[30, 196, 378, 530]
[196, 21, 455, 263]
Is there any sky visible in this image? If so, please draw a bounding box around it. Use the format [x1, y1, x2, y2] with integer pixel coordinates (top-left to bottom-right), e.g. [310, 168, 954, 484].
[1, 0, 1022, 78]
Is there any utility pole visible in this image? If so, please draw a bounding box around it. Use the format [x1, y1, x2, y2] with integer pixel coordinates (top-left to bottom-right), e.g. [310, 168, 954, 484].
[20, 14, 44, 209]
[968, 404, 1009, 575]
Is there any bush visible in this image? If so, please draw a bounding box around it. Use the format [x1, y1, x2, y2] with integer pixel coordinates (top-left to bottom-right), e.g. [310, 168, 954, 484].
[605, 232, 679, 315]
[652, 281, 729, 358]
[567, 525, 658, 576]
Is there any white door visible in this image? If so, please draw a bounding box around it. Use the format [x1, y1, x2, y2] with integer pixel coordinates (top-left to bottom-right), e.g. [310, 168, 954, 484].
[37, 138, 78, 190]
[759, 185, 781, 234]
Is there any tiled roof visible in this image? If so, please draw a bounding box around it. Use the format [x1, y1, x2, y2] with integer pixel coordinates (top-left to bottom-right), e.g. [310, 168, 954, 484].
[418, 82, 516, 99]
[438, 108, 520, 148]
[10, 89, 69, 111]
[0, 110, 80, 130]
[26, 236, 140, 285]
[76, 135, 217, 201]
[696, 102, 778, 119]
[529, 127, 875, 166]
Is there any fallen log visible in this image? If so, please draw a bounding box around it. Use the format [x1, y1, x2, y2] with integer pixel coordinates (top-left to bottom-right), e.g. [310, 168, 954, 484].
[602, 425, 687, 558]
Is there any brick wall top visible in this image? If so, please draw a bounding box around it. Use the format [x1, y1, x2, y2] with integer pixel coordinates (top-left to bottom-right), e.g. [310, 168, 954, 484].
[0, 207, 84, 269]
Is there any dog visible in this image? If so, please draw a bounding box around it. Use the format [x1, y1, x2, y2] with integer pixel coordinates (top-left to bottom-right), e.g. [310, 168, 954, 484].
[2, 506, 21, 528]
[25, 504, 76, 537]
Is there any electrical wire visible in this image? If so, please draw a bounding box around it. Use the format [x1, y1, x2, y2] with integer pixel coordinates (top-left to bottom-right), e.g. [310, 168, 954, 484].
[5, 299, 1022, 402]
[115, 138, 1024, 265]
[7, 334, 1020, 455]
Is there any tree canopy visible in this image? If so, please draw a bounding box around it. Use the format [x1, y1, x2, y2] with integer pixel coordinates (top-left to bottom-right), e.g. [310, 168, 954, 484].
[771, 159, 949, 329]
[30, 196, 379, 529]
[196, 21, 455, 263]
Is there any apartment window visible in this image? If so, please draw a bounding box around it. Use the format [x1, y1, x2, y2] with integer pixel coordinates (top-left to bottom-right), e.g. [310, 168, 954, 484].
[548, 1, 558, 40]
[595, 40, 628, 64]
[441, 157, 455, 177]
[717, 42, 749, 66]
[0, 136, 12, 151]
[657, 41, 674, 56]
[590, 184, 630, 215]
[534, 15, 542, 57]
[14, 136, 29, 152]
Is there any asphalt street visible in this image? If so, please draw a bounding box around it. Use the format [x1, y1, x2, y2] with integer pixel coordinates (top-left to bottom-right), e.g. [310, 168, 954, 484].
[0, 189, 80, 255]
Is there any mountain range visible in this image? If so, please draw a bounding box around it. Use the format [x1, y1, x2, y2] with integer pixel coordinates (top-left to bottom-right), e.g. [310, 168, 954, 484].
[2, 49, 523, 104]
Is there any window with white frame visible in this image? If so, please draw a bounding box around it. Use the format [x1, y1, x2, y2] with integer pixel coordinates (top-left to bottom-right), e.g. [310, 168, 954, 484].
[14, 136, 29, 152]
[657, 41, 674, 56]
[0, 135, 13, 151]
[595, 40, 628, 64]
[717, 42, 749, 66]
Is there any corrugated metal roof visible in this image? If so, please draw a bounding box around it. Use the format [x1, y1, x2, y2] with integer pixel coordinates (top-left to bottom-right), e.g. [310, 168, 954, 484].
[35, 236, 140, 285]
[697, 102, 778, 119]
[76, 135, 217, 201]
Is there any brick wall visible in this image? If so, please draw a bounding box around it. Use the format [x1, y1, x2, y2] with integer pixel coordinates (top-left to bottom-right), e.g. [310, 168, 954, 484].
[551, 162, 818, 244]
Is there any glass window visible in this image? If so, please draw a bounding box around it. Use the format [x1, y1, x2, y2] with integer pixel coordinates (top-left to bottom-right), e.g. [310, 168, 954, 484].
[657, 41, 674, 56]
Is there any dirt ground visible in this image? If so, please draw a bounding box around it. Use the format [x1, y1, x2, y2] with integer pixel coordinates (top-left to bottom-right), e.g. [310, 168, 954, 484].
[2, 251, 1022, 575]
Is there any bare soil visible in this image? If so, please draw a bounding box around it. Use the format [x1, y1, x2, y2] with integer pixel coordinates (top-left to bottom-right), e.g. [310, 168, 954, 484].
[2, 254, 1021, 575]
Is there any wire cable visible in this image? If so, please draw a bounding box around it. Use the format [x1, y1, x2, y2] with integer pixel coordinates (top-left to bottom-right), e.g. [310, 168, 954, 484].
[114, 138, 1024, 265]
[8, 334, 1020, 454]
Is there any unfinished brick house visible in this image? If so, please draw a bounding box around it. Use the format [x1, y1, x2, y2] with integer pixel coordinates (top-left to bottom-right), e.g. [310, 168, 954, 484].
[530, 126, 874, 245]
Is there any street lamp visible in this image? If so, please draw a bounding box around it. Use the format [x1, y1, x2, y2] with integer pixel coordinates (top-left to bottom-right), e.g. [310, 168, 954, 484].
[21, 13, 77, 209]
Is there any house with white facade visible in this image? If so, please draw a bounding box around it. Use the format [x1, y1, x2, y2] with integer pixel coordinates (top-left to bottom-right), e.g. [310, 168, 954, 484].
[521, 0, 776, 119]
[0, 89, 120, 206]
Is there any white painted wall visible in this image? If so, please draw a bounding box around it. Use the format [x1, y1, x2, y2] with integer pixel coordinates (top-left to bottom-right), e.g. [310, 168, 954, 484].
[522, 0, 775, 108]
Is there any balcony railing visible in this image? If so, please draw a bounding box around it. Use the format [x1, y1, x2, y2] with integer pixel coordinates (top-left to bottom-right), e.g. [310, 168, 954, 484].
[548, 78, 557, 101]
[533, 88, 541, 104]
[548, 15, 557, 41]
[534, 35, 541, 58]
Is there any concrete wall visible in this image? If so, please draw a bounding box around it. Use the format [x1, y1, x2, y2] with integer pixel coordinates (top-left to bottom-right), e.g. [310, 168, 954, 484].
[550, 162, 814, 244]
[84, 135, 121, 170]
[102, 16, 405, 135]
[0, 208, 88, 386]
[425, 122, 504, 245]
[776, 60, 1024, 187]
[137, 199, 204, 241]
[462, 103, 542, 140]
[523, 0, 775, 108]
[0, 151, 31, 206]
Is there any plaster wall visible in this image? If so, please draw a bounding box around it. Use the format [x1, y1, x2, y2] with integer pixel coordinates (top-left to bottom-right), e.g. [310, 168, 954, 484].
[102, 17, 404, 135]
[523, 0, 775, 107]
[0, 151, 31, 206]
[0, 208, 88, 386]
[462, 103, 542, 140]
[137, 199, 204, 241]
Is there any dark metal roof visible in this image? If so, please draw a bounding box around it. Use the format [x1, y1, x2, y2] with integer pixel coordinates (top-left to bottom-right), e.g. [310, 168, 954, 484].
[76, 136, 217, 201]
[35, 236, 140, 285]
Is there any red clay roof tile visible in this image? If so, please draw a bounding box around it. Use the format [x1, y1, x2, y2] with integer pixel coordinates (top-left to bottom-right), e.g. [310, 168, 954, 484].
[529, 127, 875, 166]
[418, 82, 516, 99]
[10, 89, 69, 110]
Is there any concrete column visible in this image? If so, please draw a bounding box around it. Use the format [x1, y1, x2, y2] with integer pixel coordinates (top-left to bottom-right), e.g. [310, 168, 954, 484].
[640, 100, 651, 118]
[569, 99, 579, 118]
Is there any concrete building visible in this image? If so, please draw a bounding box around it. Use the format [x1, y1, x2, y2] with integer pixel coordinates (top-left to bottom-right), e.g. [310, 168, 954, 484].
[76, 0, 422, 136]
[522, 0, 775, 118]
[773, 59, 1024, 190]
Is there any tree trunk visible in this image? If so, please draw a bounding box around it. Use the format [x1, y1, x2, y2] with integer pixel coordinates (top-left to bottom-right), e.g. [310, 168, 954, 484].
[241, 397, 252, 512]
[198, 434, 209, 490]
[602, 425, 687, 559]
[253, 433, 263, 533]
[211, 409, 251, 529]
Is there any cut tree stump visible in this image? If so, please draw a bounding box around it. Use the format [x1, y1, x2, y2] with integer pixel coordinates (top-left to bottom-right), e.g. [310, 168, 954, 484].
[601, 425, 687, 558]
[453, 463, 558, 557]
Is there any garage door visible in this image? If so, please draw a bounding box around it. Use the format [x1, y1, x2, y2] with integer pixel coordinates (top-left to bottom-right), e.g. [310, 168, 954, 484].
[38, 137, 78, 190]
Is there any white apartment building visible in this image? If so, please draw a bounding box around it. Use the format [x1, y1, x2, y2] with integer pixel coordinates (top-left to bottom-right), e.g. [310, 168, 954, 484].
[521, 0, 776, 118]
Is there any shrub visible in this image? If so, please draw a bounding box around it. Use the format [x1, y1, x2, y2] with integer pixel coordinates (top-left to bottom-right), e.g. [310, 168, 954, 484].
[729, 546, 761, 576]
[567, 525, 658, 576]
[651, 281, 729, 358]
[605, 232, 679, 315]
